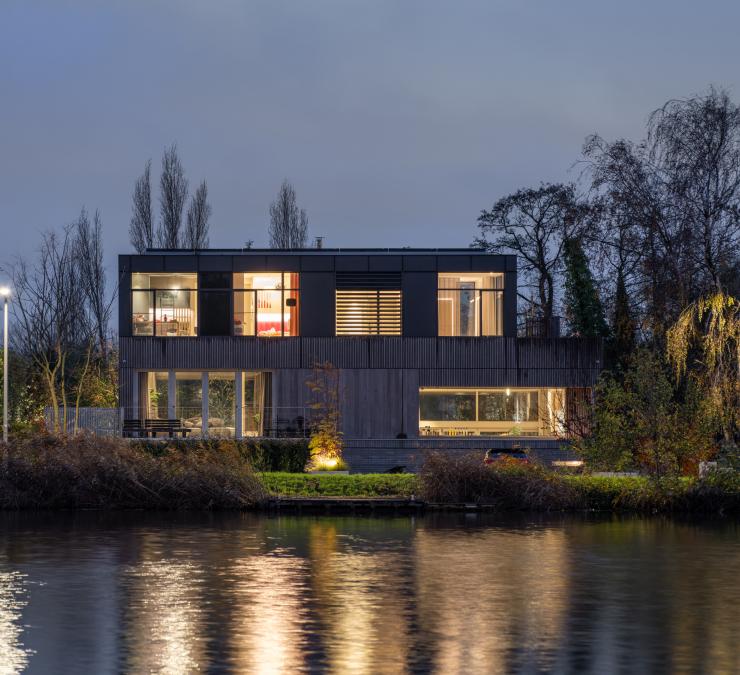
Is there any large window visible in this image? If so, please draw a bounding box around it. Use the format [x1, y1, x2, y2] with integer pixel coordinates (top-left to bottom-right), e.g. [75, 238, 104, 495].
[438, 273, 503, 336]
[233, 273, 299, 337]
[335, 290, 402, 335]
[132, 273, 198, 336]
[419, 387, 565, 436]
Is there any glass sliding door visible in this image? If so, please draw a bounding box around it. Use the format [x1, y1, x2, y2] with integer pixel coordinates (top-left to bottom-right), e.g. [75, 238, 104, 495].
[176, 373, 203, 437]
[208, 372, 236, 438]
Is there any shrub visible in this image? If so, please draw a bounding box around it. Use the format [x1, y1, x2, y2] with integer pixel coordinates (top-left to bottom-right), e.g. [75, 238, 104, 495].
[419, 451, 739, 514]
[131, 438, 310, 473]
[419, 452, 577, 509]
[0, 433, 266, 509]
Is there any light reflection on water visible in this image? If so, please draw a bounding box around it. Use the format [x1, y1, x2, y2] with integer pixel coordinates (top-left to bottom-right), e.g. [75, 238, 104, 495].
[0, 513, 737, 674]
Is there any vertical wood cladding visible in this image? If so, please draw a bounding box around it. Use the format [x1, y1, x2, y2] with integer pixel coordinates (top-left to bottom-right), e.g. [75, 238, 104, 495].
[119, 336, 602, 387]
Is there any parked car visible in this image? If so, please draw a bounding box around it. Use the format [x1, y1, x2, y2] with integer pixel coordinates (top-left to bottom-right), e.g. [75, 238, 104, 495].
[484, 448, 530, 465]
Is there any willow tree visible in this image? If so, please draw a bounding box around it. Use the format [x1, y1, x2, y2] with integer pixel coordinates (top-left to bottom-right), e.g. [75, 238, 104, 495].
[666, 292, 740, 446]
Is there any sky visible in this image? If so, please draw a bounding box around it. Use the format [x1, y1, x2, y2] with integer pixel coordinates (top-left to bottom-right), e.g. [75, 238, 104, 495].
[1, 0, 740, 278]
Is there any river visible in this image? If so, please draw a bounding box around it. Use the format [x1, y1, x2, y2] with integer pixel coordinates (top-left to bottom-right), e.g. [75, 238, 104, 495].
[0, 512, 737, 674]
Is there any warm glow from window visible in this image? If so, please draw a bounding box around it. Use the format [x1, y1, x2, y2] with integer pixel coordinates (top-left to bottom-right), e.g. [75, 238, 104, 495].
[336, 290, 401, 335]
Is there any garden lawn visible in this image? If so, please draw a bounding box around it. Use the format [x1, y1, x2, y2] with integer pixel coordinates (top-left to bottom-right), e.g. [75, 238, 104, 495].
[260, 472, 419, 497]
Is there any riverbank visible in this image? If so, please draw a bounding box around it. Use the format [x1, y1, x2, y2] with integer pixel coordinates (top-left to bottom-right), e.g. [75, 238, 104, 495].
[0, 436, 737, 514]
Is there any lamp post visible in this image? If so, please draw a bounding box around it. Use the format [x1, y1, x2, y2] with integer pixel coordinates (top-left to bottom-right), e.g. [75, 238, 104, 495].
[0, 286, 9, 443]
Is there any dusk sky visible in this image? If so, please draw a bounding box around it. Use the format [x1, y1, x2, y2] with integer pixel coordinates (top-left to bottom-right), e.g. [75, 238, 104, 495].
[2, 0, 739, 275]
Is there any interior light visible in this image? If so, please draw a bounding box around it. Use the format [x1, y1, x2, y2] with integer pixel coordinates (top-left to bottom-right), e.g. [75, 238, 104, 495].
[505, 388, 511, 396]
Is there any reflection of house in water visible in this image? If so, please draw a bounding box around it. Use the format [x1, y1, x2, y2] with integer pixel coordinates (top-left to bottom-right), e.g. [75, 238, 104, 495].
[560, 519, 740, 673]
[413, 521, 570, 673]
[305, 519, 414, 673]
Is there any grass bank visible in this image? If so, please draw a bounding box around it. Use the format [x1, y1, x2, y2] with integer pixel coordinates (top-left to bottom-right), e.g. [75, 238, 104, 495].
[260, 472, 418, 497]
[1, 437, 737, 514]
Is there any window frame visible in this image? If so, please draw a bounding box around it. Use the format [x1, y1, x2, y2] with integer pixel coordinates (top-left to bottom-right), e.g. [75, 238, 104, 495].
[437, 273, 504, 337]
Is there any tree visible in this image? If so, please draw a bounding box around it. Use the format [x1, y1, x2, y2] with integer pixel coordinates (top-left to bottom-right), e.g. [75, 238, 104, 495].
[562, 236, 609, 338]
[305, 361, 343, 469]
[269, 179, 308, 248]
[667, 292, 740, 448]
[75, 209, 114, 362]
[157, 144, 188, 248]
[583, 87, 740, 339]
[183, 180, 211, 249]
[7, 227, 88, 432]
[610, 269, 636, 369]
[129, 160, 153, 253]
[581, 350, 714, 475]
[476, 183, 589, 325]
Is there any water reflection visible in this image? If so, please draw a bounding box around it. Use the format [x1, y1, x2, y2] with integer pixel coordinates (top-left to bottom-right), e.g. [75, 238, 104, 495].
[0, 571, 30, 674]
[0, 513, 736, 674]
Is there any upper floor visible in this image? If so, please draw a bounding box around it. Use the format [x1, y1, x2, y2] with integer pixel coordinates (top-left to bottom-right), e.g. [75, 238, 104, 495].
[118, 249, 518, 339]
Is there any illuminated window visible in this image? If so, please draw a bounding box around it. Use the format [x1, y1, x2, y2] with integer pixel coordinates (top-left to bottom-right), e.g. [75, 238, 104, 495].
[419, 387, 565, 437]
[233, 273, 299, 337]
[132, 273, 197, 336]
[335, 290, 402, 335]
[438, 273, 503, 336]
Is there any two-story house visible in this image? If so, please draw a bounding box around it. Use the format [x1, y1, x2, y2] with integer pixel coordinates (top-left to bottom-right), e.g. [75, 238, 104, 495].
[118, 248, 602, 470]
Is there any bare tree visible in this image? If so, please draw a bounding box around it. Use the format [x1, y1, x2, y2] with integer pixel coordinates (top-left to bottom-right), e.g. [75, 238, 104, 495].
[6, 227, 91, 433]
[648, 87, 740, 294]
[268, 179, 308, 248]
[583, 87, 740, 339]
[129, 160, 153, 253]
[157, 144, 188, 248]
[75, 209, 116, 362]
[476, 183, 589, 325]
[183, 180, 211, 249]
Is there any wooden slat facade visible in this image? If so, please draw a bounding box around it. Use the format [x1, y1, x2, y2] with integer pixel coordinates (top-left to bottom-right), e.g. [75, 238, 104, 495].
[120, 335, 601, 376]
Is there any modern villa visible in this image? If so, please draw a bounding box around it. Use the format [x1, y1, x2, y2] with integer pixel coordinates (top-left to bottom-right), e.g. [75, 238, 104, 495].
[118, 248, 602, 470]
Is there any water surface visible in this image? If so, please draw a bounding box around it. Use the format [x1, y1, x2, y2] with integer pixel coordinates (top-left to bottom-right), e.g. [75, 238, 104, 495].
[0, 512, 737, 674]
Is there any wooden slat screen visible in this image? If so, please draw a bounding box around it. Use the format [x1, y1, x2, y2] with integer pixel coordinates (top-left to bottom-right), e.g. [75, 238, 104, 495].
[336, 290, 402, 335]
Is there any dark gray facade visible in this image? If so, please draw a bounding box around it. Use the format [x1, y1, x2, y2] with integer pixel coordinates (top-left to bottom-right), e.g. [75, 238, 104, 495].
[119, 249, 602, 461]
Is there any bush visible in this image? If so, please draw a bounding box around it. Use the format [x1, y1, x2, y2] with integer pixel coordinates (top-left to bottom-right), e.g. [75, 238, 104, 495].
[419, 452, 576, 509]
[419, 451, 739, 514]
[131, 438, 310, 473]
[0, 433, 266, 509]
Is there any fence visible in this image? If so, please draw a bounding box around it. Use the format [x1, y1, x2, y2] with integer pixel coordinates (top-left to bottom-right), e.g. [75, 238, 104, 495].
[44, 407, 122, 437]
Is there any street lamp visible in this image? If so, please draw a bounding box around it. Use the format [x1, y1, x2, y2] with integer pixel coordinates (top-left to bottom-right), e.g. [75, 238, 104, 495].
[0, 286, 9, 443]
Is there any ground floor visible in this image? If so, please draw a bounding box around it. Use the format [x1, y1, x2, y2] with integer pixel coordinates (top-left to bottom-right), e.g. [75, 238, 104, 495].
[125, 369, 587, 442]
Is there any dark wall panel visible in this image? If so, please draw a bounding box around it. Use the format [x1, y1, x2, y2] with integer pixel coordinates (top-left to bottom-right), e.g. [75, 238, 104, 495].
[233, 255, 267, 271]
[402, 272, 437, 337]
[130, 256, 164, 272]
[165, 256, 197, 272]
[197, 255, 232, 272]
[118, 257, 132, 338]
[471, 255, 508, 272]
[368, 256, 402, 271]
[300, 256, 334, 271]
[335, 256, 369, 271]
[300, 272, 335, 336]
[503, 270, 518, 337]
[402, 256, 436, 271]
[436, 255, 470, 272]
[266, 255, 300, 271]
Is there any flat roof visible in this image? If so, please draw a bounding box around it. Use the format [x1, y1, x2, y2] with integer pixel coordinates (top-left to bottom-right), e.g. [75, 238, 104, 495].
[140, 247, 494, 255]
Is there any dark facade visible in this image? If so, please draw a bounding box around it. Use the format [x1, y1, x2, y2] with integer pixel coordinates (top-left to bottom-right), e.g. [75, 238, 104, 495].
[119, 249, 602, 467]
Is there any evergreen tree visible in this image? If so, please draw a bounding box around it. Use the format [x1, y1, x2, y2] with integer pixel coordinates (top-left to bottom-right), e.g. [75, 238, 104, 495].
[611, 270, 636, 368]
[563, 237, 609, 338]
